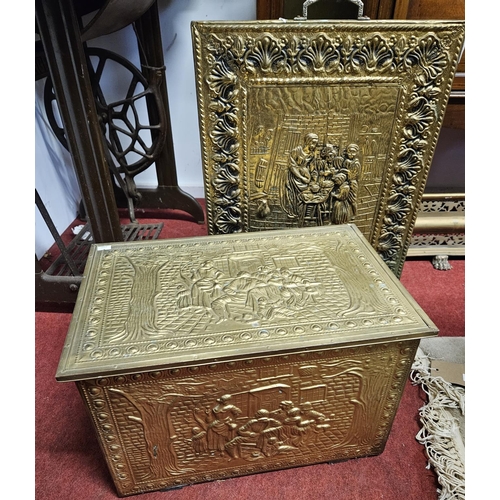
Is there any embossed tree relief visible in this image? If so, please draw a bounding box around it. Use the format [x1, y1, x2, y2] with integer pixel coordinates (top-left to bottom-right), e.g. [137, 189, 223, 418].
[192, 20, 465, 277]
[108, 386, 204, 479]
[108, 257, 171, 343]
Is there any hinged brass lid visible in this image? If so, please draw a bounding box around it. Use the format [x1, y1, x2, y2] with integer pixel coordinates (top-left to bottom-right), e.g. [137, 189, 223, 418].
[56, 225, 437, 381]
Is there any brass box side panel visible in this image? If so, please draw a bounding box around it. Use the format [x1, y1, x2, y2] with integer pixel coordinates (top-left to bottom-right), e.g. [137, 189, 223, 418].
[191, 20, 465, 277]
[56, 225, 437, 382]
[78, 339, 418, 496]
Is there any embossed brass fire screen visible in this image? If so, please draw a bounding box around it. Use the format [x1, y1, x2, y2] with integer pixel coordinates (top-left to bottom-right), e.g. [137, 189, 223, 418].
[56, 225, 437, 496]
[192, 20, 465, 278]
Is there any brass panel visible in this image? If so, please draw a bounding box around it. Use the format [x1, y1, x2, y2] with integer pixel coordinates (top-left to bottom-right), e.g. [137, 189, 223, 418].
[78, 339, 418, 496]
[191, 20, 465, 277]
[56, 225, 437, 382]
[408, 193, 465, 258]
[413, 212, 464, 234]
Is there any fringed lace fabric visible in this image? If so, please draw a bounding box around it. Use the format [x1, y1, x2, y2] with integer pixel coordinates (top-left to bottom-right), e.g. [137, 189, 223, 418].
[411, 349, 465, 500]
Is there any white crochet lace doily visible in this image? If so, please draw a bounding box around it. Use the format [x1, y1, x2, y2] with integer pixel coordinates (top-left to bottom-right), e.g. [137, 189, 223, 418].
[411, 347, 465, 500]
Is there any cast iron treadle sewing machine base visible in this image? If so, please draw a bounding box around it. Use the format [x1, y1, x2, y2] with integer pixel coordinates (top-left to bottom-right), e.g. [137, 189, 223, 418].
[44, 222, 163, 277]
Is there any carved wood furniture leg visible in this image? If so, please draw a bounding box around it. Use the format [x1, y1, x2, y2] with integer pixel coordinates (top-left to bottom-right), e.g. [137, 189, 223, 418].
[35, 0, 123, 244]
[133, 1, 205, 223]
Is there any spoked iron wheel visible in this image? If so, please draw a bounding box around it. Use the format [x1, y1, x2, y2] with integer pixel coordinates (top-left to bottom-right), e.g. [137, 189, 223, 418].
[44, 46, 167, 221]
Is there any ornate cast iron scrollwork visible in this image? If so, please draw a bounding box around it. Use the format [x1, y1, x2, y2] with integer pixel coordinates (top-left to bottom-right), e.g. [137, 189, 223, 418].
[44, 47, 167, 222]
[193, 21, 465, 277]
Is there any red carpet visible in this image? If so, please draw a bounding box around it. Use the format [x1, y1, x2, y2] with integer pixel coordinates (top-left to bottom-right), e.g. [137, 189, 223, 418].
[400, 258, 465, 338]
[35, 205, 464, 499]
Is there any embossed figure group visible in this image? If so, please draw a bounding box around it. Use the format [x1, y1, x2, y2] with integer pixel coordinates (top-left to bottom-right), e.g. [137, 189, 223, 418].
[285, 133, 360, 227]
[191, 395, 330, 461]
[179, 262, 320, 323]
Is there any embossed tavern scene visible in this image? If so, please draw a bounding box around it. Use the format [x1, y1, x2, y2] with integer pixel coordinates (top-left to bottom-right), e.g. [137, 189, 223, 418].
[57, 226, 438, 496]
[192, 20, 465, 276]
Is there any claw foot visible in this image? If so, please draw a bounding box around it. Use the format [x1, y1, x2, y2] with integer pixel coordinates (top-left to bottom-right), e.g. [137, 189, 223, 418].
[432, 255, 452, 271]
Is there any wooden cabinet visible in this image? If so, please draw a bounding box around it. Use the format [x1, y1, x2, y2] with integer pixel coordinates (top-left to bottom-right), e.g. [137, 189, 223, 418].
[388, 0, 465, 93]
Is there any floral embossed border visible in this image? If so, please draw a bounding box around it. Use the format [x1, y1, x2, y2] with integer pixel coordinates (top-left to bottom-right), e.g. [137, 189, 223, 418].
[192, 21, 465, 276]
